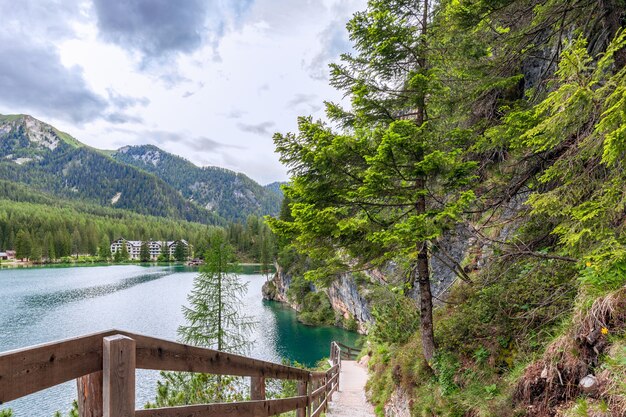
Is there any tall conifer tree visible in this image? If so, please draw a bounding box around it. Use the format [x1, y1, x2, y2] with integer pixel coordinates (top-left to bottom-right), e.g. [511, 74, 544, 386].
[271, 0, 476, 361]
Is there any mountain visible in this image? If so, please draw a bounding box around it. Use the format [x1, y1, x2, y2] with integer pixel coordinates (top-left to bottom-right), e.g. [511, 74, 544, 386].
[112, 145, 282, 222]
[0, 114, 221, 224]
[264, 181, 286, 198]
[0, 114, 282, 224]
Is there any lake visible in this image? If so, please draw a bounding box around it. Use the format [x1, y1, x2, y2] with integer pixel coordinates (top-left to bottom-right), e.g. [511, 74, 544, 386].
[0, 264, 360, 416]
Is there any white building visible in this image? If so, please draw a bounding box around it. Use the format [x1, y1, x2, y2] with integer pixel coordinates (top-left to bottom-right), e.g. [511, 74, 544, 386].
[110, 238, 190, 260]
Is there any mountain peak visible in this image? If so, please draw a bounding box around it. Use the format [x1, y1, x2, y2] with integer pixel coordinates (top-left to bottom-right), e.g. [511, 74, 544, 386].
[0, 114, 83, 152]
[116, 144, 163, 167]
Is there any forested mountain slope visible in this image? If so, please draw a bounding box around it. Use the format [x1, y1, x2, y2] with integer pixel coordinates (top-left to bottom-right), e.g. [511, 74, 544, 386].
[0, 114, 220, 224]
[268, 0, 626, 416]
[112, 145, 282, 222]
[0, 114, 283, 224]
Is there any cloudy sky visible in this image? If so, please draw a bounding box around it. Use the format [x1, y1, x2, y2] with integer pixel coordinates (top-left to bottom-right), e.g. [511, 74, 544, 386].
[0, 0, 366, 184]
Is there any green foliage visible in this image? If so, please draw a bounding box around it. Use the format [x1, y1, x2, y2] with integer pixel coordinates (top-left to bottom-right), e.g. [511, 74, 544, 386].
[432, 352, 460, 396]
[298, 291, 335, 326]
[149, 235, 255, 407]
[0, 409, 12, 417]
[178, 235, 254, 352]
[98, 236, 111, 260]
[369, 288, 420, 345]
[139, 241, 150, 262]
[53, 400, 78, 417]
[225, 215, 277, 263]
[173, 242, 187, 262]
[147, 373, 244, 408]
[0, 190, 219, 257]
[344, 315, 359, 332]
[118, 242, 130, 262]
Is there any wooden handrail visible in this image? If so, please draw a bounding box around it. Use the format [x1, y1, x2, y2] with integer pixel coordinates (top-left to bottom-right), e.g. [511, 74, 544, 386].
[0, 331, 353, 417]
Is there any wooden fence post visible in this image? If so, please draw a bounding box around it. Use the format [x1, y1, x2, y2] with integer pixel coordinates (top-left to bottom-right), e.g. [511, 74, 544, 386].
[307, 373, 313, 417]
[103, 335, 135, 417]
[337, 352, 341, 392]
[77, 371, 103, 417]
[297, 379, 307, 417]
[250, 376, 266, 400]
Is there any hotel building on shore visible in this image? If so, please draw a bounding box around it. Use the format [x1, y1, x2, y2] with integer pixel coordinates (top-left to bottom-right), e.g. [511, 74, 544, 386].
[110, 238, 190, 260]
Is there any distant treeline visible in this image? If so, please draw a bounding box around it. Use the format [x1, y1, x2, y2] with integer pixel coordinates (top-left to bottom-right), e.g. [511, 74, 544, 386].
[0, 187, 276, 264]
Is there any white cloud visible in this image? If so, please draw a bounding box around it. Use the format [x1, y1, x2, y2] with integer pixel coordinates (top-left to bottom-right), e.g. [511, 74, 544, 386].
[0, 0, 366, 184]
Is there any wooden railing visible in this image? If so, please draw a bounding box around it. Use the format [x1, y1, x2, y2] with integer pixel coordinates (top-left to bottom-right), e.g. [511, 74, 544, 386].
[0, 330, 353, 417]
[334, 341, 359, 360]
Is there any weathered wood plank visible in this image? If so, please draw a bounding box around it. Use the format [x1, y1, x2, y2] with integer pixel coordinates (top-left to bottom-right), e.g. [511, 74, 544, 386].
[0, 329, 116, 404]
[307, 373, 313, 417]
[135, 396, 308, 417]
[311, 398, 327, 417]
[0, 329, 337, 408]
[127, 332, 311, 381]
[296, 380, 307, 417]
[77, 371, 103, 417]
[103, 335, 135, 417]
[250, 376, 265, 400]
[311, 382, 327, 401]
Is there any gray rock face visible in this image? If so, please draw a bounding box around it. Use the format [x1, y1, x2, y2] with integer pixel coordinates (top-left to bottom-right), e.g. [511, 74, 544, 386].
[262, 263, 298, 309]
[407, 224, 472, 302]
[328, 273, 373, 334]
[430, 224, 473, 299]
[384, 387, 412, 417]
[262, 264, 373, 334]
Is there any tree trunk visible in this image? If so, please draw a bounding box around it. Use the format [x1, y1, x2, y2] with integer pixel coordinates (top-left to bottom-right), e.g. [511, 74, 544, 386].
[77, 371, 103, 417]
[599, 0, 626, 69]
[417, 243, 436, 362]
[414, 0, 436, 363]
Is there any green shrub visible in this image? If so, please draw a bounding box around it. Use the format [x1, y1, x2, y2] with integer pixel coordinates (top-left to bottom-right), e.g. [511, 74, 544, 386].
[369, 288, 420, 345]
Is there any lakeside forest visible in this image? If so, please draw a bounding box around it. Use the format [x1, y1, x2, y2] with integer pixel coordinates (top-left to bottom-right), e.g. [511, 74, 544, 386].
[0, 180, 276, 264]
[1, 0, 626, 416]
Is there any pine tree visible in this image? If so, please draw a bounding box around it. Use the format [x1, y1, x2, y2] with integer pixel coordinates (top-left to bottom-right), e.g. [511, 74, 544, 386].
[15, 230, 31, 260]
[271, 0, 476, 362]
[139, 241, 151, 262]
[158, 241, 170, 262]
[179, 235, 254, 351]
[98, 236, 111, 260]
[173, 242, 187, 262]
[48, 239, 56, 261]
[30, 243, 42, 263]
[148, 235, 255, 407]
[119, 242, 130, 262]
[71, 229, 82, 259]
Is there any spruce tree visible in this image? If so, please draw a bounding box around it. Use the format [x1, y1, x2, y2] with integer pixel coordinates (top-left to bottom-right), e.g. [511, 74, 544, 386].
[271, 0, 476, 362]
[119, 242, 130, 262]
[158, 241, 170, 262]
[173, 242, 187, 262]
[139, 241, 151, 262]
[98, 237, 111, 260]
[148, 234, 255, 407]
[15, 230, 31, 261]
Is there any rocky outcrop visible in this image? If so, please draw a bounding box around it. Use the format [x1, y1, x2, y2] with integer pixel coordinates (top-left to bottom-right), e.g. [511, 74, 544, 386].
[328, 273, 373, 334]
[384, 387, 412, 417]
[262, 263, 298, 310]
[262, 263, 373, 334]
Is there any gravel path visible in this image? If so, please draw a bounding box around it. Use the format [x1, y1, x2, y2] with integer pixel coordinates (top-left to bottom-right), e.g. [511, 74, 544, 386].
[326, 360, 375, 417]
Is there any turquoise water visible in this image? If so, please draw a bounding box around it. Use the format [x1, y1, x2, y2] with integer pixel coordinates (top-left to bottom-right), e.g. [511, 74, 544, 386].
[0, 265, 360, 416]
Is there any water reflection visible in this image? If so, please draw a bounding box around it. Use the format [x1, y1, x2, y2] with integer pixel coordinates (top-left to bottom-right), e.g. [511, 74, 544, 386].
[23, 271, 169, 307]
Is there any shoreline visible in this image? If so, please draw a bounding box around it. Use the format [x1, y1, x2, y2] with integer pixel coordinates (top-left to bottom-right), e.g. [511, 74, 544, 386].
[0, 260, 275, 273]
